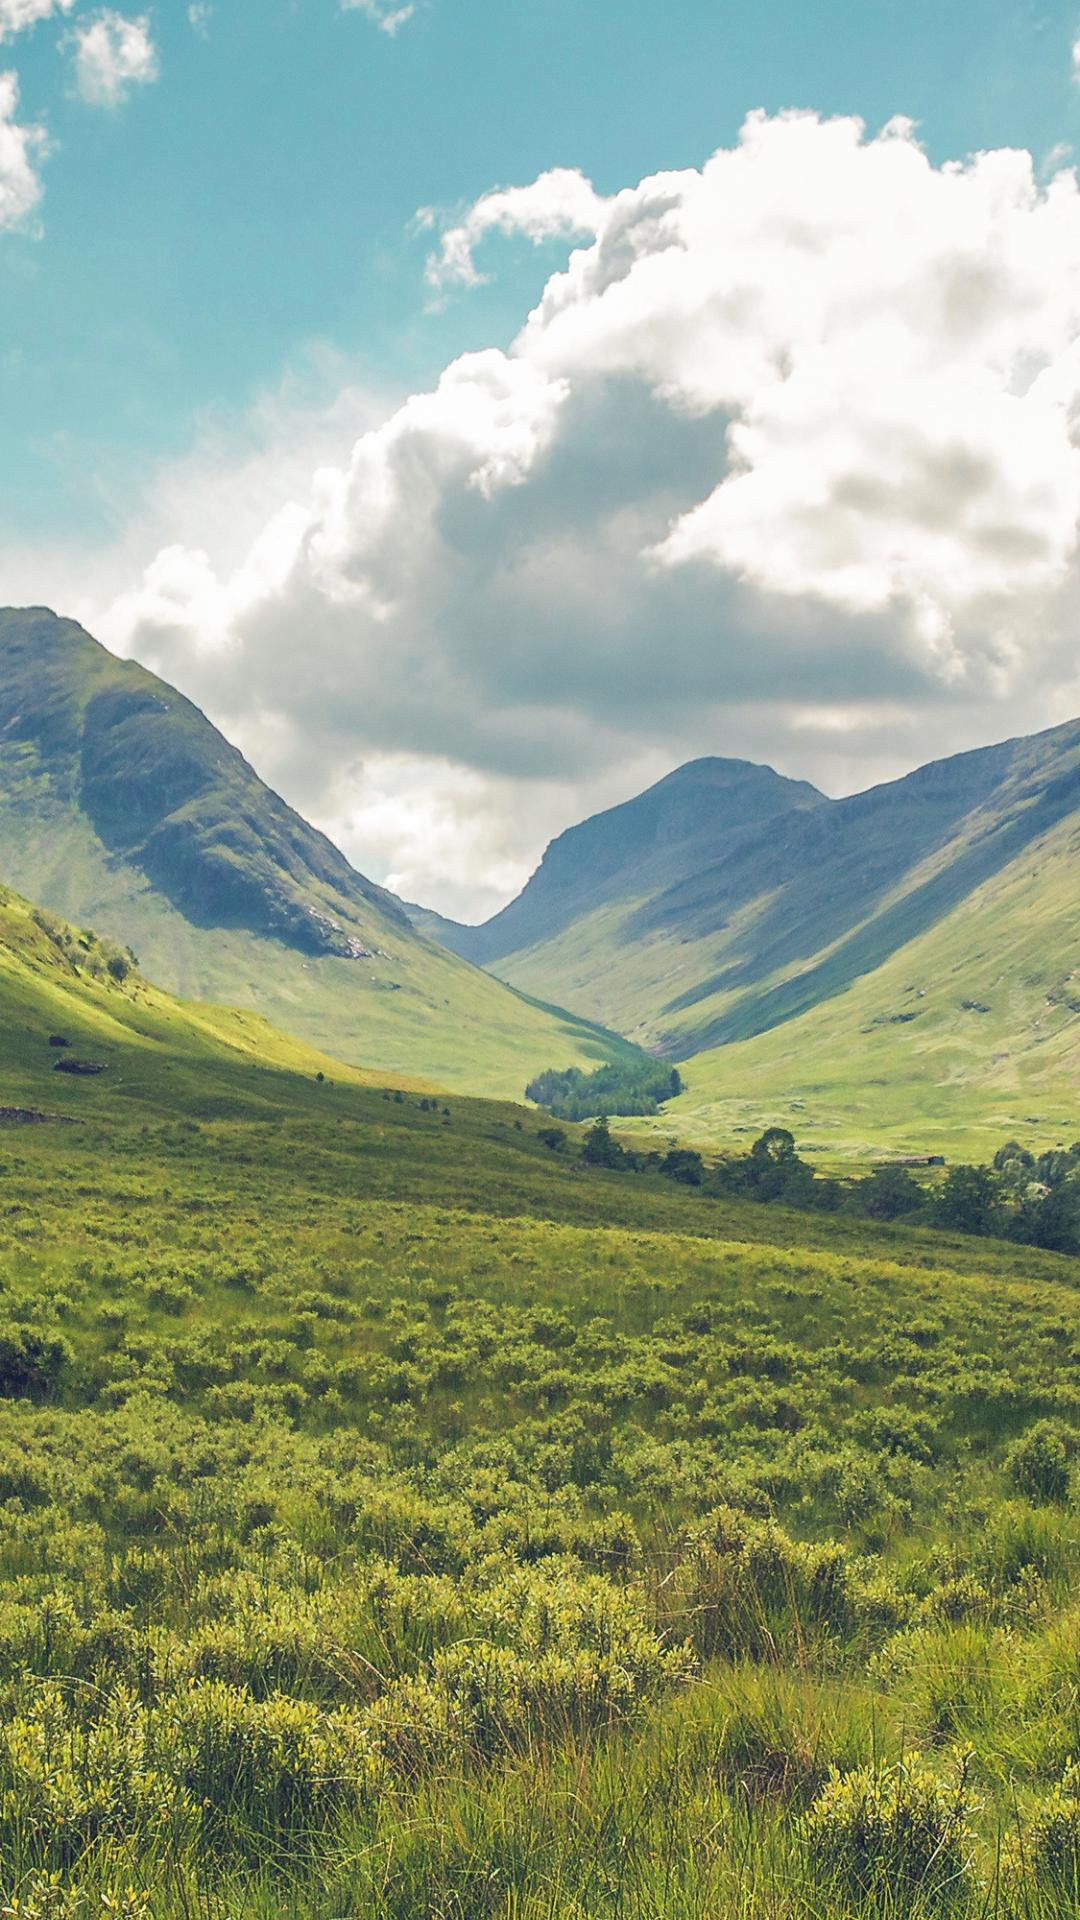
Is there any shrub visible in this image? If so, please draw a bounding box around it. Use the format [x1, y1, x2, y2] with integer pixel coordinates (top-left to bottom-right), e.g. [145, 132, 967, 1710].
[164, 1680, 376, 1845]
[804, 1758, 977, 1900]
[1028, 1761, 1080, 1889]
[0, 1684, 186, 1866]
[1007, 1421, 1075, 1504]
[0, 1326, 72, 1399]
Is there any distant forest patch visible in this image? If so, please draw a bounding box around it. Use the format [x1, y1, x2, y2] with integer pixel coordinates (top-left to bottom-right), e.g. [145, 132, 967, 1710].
[526, 1059, 683, 1120]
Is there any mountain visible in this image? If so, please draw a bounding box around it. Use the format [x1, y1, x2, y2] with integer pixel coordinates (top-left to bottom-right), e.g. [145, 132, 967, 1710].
[416, 722, 1080, 1152]
[409, 757, 825, 966]
[0, 608, 638, 1095]
[673, 802, 1080, 1159]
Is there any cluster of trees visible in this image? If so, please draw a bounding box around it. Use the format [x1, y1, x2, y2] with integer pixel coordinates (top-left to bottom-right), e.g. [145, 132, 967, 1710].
[31, 907, 138, 984]
[565, 1117, 831, 1201]
[848, 1141, 1080, 1252]
[526, 1059, 683, 1120]
[567, 1120, 1080, 1254]
[930, 1141, 1079, 1251]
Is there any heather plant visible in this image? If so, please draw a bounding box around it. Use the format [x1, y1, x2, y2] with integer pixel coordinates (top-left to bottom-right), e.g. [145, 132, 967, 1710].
[1027, 1763, 1080, 1892]
[804, 1757, 978, 1903]
[0, 1049, 1077, 1912]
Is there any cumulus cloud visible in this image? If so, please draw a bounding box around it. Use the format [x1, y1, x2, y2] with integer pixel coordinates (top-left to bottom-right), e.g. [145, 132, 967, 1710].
[341, 0, 416, 37]
[0, 0, 73, 38]
[74, 112, 1080, 915]
[423, 168, 610, 290]
[67, 9, 159, 108]
[0, 68, 48, 229]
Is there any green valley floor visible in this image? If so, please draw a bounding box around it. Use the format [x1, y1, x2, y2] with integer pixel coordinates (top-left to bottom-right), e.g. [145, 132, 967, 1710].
[1, 925, 1080, 1917]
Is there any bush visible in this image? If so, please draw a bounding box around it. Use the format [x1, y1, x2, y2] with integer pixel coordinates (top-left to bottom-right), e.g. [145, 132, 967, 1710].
[166, 1680, 376, 1845]
[373, 1568, 693, 1762]
[804, 1758, 977, 1899]
[0, 1325, 73, 1399]
[1028, 1762, 1080, 1888]
[0, 1684, 185, 1866]
[1007, 1421, 1075, 1504]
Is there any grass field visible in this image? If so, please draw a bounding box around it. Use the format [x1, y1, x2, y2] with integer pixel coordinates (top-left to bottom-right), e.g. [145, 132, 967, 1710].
[2, 890, 1080, 1914]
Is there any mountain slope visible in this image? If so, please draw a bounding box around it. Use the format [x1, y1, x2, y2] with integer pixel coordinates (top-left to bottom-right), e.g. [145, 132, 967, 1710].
[413, 757, 825, 965]
[646, 805, 1080, 1160]
[0, 608, 637, 1095]
[0, 876, 403, 1118]
[424, 722, 1080, 1070]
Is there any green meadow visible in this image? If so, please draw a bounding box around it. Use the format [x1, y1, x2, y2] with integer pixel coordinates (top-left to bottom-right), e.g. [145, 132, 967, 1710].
[0, 887, 1079, 1916]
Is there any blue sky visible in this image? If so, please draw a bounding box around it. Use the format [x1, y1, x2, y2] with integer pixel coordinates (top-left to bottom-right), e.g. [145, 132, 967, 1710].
[4, 0, 1078, 544]
[3, 0, 1080, 916]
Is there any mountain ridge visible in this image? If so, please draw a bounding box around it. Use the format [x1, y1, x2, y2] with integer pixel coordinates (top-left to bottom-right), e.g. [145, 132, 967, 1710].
[0, 607, 640, 1095]
[409, 716, 1080, 1149]
[413, 756, 825, 966]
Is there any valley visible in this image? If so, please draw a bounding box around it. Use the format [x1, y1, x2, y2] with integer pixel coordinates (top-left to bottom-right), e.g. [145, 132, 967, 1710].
[0, 871, 1079, 1915]
[417, 724, 1080, 1158]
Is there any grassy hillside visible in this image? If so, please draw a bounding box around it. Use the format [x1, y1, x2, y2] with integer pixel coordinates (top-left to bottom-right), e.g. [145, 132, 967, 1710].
[646, 810, 1080, 1161]
[474, 722, 1080, 1058]
[0, 608, 637, 1096]
[2, 876, 1080, 1914]
[430, 722, 1079, 1151]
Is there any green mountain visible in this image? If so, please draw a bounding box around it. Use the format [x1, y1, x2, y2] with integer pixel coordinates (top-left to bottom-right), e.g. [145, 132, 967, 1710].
[0, 607, 637, 1096]
[412, 756, 824, 966]
[417, 724, 1080, 1152]
[667, 802, 1080, 1160]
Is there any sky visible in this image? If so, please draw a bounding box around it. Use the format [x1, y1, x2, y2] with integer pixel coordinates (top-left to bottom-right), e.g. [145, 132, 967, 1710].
[3, 1, 1080, 919]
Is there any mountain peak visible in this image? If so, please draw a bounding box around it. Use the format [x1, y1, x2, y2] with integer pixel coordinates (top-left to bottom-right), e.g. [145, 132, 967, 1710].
[0, 604, 407, 956]
[437, 752, 825, 968]
[0, 605, 642, 1095]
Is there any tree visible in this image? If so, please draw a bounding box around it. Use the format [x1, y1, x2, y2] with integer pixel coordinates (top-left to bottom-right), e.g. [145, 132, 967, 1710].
[751, 1127, 797, 1164]
[581, 1117, 626, 1170]
[993, 1140, 1035, 1180]
[662, 1146, 704, 1186]
[1035, 1144, 1080, 1189]
[744, 1128, 810, 1203]
[934, 1165, 999, 1237]
[1011, 1185, 1080, 1256]
[859, 1165, 925, 1222]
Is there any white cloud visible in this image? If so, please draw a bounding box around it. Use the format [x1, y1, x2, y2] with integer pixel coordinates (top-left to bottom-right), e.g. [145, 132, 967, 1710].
[341, 0, 416, 37]
[67, 9, 159, 108]
[187, 2, 211, 37]
[0, 0, 73, 41]
[52, 111, 1080, 915]
[0, 68, 48, 229]
[423, 168, 610, 290]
